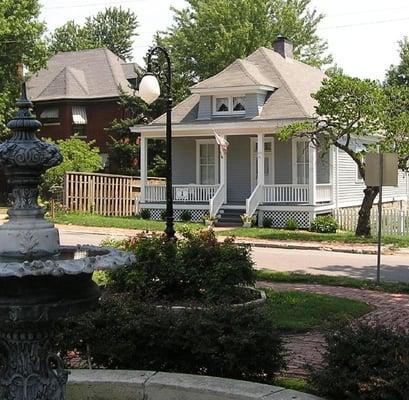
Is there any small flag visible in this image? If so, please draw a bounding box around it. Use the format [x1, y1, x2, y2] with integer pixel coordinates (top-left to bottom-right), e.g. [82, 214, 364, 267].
[213, 129, 229, 155]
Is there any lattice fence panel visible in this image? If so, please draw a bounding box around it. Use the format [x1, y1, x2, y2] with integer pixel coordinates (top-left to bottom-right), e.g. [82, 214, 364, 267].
[263, 210, 311, 228]
[142, 208, 208, 223]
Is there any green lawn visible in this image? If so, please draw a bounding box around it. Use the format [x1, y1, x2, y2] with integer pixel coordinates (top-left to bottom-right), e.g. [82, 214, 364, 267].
[219, 226, 409, 247]
[274, 377, 311, 394]
[52, 212, 204, 231]
[257, 270, 409, 295]
[264, 288, 371, 333]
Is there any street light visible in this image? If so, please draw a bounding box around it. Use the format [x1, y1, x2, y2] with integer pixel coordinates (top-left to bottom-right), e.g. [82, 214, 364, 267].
[138, 46, 175, 240]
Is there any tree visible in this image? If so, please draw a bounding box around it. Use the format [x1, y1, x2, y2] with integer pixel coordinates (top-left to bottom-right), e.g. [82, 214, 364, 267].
[156, 0, 331, 101]
[0, 0, 47, 137]
[48, 7, 138, 60]
[40, 137, 102, 199]
[385, 37, 409, 87]
[278, 75, 385, 236]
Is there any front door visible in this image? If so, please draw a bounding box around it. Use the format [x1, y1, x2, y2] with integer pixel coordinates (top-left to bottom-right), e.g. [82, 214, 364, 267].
[251, 139, 274, 190]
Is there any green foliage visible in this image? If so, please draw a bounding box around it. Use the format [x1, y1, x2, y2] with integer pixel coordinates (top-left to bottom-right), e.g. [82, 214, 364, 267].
[139, 208, 151, 220]
[40, 137, 102, 199]
[284, 219, 298, 230]
[108, 229, 256, 303]
[180, 210, 192, 222]
[310, 215, 338, 233]
[149, 154, 167, 177]
[385, 37, 409, 87]
[48, 7, 139, 60]
[157, 0, 331, 101]
[309, 324, 409, 400]
[0, 0, 47, 138]
[263, 217, 273, 228]
[56, 291, 285, 382]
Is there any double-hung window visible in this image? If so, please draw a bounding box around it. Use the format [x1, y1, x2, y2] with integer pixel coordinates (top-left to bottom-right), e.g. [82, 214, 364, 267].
[213, 96, 246, 115]
[197, 141, 218, 184]
[294, 141, 309, 184]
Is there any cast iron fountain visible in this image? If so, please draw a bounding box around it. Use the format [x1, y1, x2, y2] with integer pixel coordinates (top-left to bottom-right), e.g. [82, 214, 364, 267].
[0, 84, 135, 400]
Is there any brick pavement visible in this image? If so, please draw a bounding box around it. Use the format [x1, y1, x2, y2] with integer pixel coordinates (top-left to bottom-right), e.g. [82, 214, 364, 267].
[258, 281, 409, 377]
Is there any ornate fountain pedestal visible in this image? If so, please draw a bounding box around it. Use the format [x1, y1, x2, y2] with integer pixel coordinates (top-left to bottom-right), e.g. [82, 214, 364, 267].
[0, 85, 135, 400]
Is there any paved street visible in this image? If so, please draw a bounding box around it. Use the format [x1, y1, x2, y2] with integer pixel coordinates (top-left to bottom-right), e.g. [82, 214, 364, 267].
[59, 228, 409, 283]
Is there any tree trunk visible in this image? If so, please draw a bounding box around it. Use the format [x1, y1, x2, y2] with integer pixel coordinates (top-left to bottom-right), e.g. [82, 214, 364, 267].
[355, 186, 379, 236]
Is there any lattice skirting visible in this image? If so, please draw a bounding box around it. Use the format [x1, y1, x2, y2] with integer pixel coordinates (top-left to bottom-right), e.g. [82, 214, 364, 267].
[261, 210, 311, 228]
[141, 207, 208, 223]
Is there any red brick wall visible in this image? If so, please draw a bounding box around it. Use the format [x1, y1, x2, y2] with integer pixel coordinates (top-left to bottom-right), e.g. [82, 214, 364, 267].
[34, 100, 123, 152]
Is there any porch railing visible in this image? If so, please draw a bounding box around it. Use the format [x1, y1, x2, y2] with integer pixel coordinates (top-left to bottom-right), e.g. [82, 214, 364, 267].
[209, 184, 225, 217]
[246, 183, 263, 216]
[263, 185, 309, 203]
[316, 184, 332, 203]
[145, 184, 219, 203]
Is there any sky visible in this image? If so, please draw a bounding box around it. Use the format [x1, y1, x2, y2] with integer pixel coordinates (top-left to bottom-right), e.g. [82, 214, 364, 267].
[40, 0, 409, 81]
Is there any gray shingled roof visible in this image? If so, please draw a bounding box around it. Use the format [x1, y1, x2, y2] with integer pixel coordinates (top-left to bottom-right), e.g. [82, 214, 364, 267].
[152, 46, 326, 125]
[27, 48, 138, 102]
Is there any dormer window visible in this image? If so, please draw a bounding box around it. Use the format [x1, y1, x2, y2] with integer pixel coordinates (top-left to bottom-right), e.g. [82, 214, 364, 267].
[213, 96, 246, 115]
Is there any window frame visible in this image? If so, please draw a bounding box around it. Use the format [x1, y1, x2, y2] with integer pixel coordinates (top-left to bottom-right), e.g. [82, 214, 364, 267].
[292, 139, 310, 185]
[212, 95, 246, 115]
[196, 139, 219, 185]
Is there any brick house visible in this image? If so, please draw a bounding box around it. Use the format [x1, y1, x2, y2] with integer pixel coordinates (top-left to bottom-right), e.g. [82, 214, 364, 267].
[27, 48, 138, 157]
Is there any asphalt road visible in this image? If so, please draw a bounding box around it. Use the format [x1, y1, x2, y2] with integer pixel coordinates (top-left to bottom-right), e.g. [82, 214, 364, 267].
[59, 229, 409, 283]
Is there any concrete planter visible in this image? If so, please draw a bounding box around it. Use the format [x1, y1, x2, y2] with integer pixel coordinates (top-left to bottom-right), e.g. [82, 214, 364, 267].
[67, 370, 326, 400]
[204, 219, 215, 227]
[242, 221, 252, 228]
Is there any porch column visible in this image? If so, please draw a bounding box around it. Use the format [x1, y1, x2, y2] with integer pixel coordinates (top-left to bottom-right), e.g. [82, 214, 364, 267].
[220, 135, 227, 199]
[309, 142, 316, 205]
[257, 133, 265, 186]
[140, 135, 148, 202]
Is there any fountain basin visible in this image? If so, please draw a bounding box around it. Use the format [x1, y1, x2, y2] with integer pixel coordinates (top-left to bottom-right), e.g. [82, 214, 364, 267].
[66, 370, 325, 400]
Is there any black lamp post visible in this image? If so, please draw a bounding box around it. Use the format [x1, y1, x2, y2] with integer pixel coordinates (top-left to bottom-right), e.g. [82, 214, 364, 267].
[139, 46, 175, 240]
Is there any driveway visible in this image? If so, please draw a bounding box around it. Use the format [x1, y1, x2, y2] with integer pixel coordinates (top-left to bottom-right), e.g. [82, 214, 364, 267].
[58, 227, 409, 283]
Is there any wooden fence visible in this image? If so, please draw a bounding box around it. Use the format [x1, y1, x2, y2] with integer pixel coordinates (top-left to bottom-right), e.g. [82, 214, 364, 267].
[63, 172, 164, 217]
[335, 208, 409, 236]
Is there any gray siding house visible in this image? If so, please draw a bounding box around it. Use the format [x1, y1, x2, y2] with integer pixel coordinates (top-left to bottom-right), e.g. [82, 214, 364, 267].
[134, 38, 408, 227]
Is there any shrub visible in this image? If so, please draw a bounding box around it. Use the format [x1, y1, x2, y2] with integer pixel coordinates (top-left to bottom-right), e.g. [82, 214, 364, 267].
[263, 217, 272, 228]
[285, 219, 298, 230]
[40, 136, 102, 199]
[139, 208, 151, 220]
[309, 323, 409, 400]
[108, 228, 256, 303]
[160, 209, 167, 221]
[310, 215, 338, 233]
[56, 290, 285, 382]
[180, 210, 192, 222]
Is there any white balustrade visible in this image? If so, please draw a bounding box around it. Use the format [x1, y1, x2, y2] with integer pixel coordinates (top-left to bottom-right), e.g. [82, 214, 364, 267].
[316, 184, 332, 203]
[209, 184, 225, 217]
[145, 184, 219, 203]
[263, 185, 309, 203]
[246, 183, 264, 216]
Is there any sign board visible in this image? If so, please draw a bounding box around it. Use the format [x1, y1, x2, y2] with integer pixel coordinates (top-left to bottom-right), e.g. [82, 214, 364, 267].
[175, 188, 189, 201]
[364, 152, 398, 187]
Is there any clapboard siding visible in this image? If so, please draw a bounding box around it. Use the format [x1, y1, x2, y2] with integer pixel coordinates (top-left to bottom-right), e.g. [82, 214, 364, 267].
[245, 93, 266, 118]
[274, 140, 292, 184]
[227, 136, 251, 203]
[337, 148, 408, 207]
[172, 137, 197, 184]
[197, 96, 212, 120]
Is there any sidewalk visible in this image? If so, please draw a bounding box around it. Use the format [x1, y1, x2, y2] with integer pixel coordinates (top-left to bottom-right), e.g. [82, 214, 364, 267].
[56, 223, 389, 255]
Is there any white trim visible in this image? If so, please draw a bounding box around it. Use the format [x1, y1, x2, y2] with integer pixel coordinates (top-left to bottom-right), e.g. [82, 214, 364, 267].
[292, 138, 310, 185]
[139, 203, 210, 210]
[250, 136, 274, 190]
[190, 85, 275, 95]
[212, 95, 246, 116]
[195, 139, 219, 185]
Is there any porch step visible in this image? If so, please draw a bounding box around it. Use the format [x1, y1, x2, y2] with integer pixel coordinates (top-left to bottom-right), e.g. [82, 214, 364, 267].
[216, 208, 245, 227]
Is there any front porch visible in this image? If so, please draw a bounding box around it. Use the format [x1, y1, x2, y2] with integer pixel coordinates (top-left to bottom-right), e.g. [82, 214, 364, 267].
[138, 132, 334, 226]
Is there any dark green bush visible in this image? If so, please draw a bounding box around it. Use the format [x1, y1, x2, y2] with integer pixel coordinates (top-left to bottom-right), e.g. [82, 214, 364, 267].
[310, 215, 338, 233]
[180, 209, 192, 222]
[108, 228, 256, 303]
[309, 323, 409, 400]
[285, 219, 298, 230]
[56, 290, 285, 382]
[139, 208, 151, 220]
[263, 217, 272, 228]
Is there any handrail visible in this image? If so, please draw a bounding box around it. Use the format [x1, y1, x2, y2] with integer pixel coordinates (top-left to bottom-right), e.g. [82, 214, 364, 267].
[246, 183, 263, 216]
[209, 184, 225, 217]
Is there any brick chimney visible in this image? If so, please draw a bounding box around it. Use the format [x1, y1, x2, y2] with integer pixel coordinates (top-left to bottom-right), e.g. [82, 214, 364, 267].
[273, 36, 293, 59]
